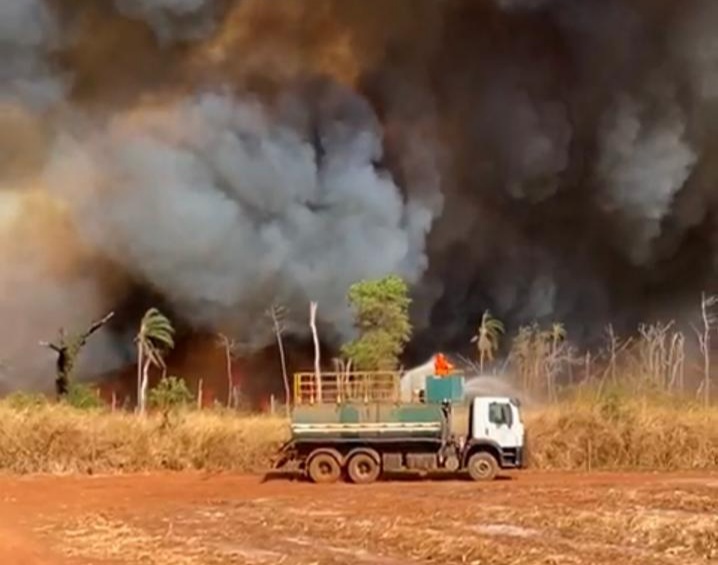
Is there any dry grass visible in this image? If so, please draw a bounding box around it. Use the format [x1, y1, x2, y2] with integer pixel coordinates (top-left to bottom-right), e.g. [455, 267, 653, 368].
[0, 395, 715, 474]
[0, 404, 288, 474]
[526, 395, 718, 470]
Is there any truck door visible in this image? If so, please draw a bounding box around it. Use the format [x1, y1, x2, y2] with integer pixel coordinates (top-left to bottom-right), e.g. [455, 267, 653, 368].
[472, 398, 523, 448]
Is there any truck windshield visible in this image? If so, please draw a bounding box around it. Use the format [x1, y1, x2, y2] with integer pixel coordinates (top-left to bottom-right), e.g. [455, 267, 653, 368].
[488, 402, 513, 427]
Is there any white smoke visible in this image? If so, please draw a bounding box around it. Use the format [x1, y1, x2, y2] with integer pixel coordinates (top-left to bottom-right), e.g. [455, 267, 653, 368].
[0, 0, 64, 110]
[597, 94, 697, 265]
[46, 90, 432, 349]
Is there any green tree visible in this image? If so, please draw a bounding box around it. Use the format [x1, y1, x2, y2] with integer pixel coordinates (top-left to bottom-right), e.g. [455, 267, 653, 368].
[149, 376, 193, 426]
[471, 310, 505, 372]
[341, 275, 412, 371]
[136, 308, 175, 415]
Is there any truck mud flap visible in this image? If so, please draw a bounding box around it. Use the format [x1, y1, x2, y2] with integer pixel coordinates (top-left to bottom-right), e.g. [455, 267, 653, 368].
[271, 441, 294, 470]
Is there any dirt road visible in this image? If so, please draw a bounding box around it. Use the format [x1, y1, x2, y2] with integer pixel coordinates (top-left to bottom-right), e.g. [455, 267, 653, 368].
[1, 471, 716, 565]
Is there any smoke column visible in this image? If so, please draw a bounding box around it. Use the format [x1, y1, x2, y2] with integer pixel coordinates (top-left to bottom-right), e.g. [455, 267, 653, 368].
[2, 0, 718, 389]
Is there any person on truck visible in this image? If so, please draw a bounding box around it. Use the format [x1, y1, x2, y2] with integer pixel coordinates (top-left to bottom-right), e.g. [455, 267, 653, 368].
[434, 352, 454, 377]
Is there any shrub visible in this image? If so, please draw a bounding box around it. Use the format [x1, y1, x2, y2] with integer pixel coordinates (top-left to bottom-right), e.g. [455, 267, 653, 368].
[4, 391, 48, 410]
[149, 376, 194, 429]
[149, 376, 194, 417]
[65, 382, 104, 410]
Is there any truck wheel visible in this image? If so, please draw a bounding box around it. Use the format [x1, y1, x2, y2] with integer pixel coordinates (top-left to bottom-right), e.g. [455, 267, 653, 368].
[346, 452, 380, 484]
[467, 452, 498, 481]
[307, 452, 341, 484]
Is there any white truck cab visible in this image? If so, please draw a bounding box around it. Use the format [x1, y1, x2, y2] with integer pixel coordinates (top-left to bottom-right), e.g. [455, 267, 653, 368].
[472, 396, 524, 448]
[462, 396, 525, 476]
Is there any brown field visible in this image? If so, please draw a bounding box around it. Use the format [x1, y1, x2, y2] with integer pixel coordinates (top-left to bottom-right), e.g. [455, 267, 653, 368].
[2, 470, 717, 565]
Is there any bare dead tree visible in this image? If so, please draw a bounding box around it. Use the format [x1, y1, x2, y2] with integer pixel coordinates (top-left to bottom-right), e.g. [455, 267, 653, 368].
[694, 293, 718, 407]
[604, 324, 618, 385]
[216, 333, 236, 408]
[40, 311, 115, 399]
[597, 326, 635, 389]
[309, 301, 322, 403]
[632, 323, 685, 395]
[668, 331, 686, 393]
[267, 304, 290, 416]
[636, 322, 677, 391]
[332, 357, 342, 400]
[457, 354, 481, 375]
[215, 334, 253, 409]
[333, 357, 353, 401]
[547, 342, 582, 402]
[543, 324, 566, 403]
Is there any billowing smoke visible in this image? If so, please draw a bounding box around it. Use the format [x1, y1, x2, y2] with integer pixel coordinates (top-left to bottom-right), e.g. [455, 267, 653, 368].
[3, 0, 718, 390]
[0, 0, 64, 110]
[48, 86, 427, 348]
[596, 95, 696, 265]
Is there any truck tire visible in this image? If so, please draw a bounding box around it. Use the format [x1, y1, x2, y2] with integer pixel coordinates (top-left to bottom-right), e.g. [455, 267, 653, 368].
[307, 452, 341, 484]
[467, 452, 498, 481]
[346, 452, 381, 484]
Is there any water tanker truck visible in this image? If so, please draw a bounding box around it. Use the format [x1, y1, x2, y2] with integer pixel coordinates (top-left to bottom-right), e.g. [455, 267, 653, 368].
[273, 370, 525, 483]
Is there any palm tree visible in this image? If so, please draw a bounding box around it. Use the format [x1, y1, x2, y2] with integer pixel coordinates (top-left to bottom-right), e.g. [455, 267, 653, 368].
[135, 308, 175, 415]
[471, 310, 505, 373]
[267, 304, 290, 416]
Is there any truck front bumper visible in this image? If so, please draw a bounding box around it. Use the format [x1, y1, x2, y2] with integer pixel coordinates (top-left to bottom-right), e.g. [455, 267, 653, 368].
[515, 446, 526, 469]
[500, 447, 525, 469]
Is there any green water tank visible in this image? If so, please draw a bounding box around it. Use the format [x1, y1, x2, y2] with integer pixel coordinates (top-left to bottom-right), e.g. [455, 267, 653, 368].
[425, 375, 465, 403]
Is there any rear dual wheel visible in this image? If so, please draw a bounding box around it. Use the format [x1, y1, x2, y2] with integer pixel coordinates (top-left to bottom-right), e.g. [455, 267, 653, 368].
[307, 452, 341, 484]
[346, 452, 381, 485]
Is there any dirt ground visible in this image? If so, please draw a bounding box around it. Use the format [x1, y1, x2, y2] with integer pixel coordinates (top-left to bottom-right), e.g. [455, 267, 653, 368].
[0, 471, 716, 565]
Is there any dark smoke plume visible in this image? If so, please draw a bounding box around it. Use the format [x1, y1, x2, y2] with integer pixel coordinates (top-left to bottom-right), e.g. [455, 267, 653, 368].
[2, 0, 718, 389]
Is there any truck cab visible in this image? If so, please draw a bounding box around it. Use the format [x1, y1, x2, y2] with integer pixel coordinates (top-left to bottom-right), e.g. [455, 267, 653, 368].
[465, 396, 525, 474]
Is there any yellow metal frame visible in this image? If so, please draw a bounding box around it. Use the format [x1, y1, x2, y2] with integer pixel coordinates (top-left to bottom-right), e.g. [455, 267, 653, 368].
[293, 371, 401, 405]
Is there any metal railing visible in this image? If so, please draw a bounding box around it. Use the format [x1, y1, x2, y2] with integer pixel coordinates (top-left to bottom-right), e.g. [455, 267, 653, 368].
[293, 371, 401, 405]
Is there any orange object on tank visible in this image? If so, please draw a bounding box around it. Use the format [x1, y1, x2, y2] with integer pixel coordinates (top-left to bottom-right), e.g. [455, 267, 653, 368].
[434, 353, 454, 376]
